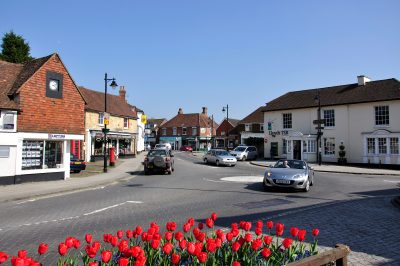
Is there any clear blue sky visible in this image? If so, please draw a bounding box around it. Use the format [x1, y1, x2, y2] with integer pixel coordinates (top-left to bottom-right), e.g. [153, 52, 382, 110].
[1, 0, 399, 123]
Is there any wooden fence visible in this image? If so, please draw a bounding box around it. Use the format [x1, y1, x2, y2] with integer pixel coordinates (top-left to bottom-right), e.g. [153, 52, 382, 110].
[287, 244, 351, 266]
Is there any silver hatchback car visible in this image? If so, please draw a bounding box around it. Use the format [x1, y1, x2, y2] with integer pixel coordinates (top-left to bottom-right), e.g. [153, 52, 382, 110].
[203, 149, 237, 166]
[230, 145, 258, 161]
[263, 159, 314, 192]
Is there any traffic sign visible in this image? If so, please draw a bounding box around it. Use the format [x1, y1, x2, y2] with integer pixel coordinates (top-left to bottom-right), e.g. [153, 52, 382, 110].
[104, 119, 109, 125]
[313, 119, 325, 125]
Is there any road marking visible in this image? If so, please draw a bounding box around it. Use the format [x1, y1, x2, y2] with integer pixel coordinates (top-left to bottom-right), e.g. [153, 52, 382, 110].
[83, 201, 143, 216]
[126, 201, 143, 204]
[220, 176, 264, 183]
[203, 178, 228, 183]
[16, 199, 36, 205]
[384, 180, 399, 183]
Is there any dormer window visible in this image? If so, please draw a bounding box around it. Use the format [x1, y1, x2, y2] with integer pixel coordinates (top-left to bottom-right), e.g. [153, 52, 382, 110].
[0, 111, 17, 132]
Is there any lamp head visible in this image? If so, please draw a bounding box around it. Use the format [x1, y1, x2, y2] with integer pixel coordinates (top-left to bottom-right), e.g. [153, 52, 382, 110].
[222, 107, 226, 113]
[110, 78, 118, 88]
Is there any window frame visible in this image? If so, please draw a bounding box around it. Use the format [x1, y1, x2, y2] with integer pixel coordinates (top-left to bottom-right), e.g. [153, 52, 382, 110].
[173, 127, 177, 135]
[375, 106, 389, 126]
[98, 113, 104, 125]
[390, 137, 399, 155]
[192, 127, 197, 136]
[282, 113, 292, 129]
[323, 109, 335, 128]
[323, 137, 335, 156]
[182, 127, 187, 135]
[124, 118, 129, 129]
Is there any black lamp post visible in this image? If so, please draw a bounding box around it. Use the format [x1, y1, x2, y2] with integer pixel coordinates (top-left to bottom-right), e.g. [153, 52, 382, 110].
[222, 104, 229, 150]
[314, 90, 322, 166]
[103, 73, 118, 173]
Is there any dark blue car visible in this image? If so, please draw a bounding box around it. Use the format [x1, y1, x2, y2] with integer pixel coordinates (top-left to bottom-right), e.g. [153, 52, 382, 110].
[70, 154, 86, 173]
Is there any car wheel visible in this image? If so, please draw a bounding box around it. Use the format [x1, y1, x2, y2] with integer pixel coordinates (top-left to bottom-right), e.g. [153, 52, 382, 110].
[303, 179, 310, 192]
[216, 160, 220, 166]
[204, 158, 208, 164]
[242, 156, 247, 161]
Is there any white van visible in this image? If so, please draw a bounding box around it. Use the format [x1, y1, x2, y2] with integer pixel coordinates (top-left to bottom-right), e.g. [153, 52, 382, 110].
[155, 143, 171, 150]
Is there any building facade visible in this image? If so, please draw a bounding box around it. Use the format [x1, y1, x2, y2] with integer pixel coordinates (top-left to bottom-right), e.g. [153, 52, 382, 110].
[215, 118, 239, 149]
[79, 86, 138, 162]
[160, 107, 217, 150]
[0, 54, 86, 184]
[263, 76, 400, 165]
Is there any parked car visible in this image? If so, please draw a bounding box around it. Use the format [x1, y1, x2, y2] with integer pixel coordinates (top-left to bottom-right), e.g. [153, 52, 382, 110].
[263, 159, 314, 192]
[143, 149, 174, 175]
[155, 143, 171, 150]
[203, 149, 237, 166]
[70, 154, 86, 173]
[230, 145, 258, 161]
[180, 145, 193, 152]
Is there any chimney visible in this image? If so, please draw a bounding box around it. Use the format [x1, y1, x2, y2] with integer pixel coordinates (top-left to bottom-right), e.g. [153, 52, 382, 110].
[357, 75, 371, 86]
[119, 86, 126, 101]
[202, 107, 208, 115]
[178, 108, 183, 114]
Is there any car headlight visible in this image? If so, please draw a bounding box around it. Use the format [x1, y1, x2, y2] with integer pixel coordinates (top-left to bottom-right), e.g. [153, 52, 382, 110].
[265, 172, 272, 177]
[293, 174, 305, 180]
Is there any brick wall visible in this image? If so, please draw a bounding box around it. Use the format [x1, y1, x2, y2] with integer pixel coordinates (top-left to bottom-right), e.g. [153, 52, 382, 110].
[216, 120, 234, 136]
[17, 55, 85, 134]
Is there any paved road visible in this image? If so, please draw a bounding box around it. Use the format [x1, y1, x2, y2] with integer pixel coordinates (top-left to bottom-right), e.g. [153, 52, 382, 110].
[0, 152, 399, 265]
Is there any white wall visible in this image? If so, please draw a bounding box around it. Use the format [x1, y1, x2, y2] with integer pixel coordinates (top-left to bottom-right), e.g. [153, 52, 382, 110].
[0, 133, 18, 177]
[137, 112, 145, 152]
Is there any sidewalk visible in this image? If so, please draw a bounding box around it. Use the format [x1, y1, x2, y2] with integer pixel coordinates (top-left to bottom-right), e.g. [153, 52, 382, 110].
[250, 160, 400, 176]
[0, 153, 145, 203]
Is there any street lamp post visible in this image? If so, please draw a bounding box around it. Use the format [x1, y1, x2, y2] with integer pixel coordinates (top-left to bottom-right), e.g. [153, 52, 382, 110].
[222, 104, 229, 150]
[103, 73, 118, 173]
[314, 90, 322, 166]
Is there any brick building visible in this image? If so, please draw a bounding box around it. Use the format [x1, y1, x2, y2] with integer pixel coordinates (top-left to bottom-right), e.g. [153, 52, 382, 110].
[160, 107, 218, 150]
[215, 118, 240, 149]
[0, 53, 86, 184]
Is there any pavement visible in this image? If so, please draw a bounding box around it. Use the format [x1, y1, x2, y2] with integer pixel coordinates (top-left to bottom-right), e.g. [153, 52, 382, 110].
[0, 152, 145, 203]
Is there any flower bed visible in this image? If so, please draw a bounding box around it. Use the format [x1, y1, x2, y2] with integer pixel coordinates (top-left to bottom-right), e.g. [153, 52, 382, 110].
[0, 212, 320, 265]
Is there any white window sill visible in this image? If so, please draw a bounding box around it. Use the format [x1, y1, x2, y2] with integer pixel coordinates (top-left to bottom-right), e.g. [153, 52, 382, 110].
[374, 125, 390, 128]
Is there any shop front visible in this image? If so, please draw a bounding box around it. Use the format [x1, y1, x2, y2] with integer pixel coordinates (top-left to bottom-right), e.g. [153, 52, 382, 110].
[12, 132, 84, 184]
[86, 130, 136, 162]
[159, 136, 181, 150]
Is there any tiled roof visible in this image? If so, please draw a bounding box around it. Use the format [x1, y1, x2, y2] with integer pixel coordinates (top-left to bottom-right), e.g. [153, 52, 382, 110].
[227, 118, 240, 127]
[239, 106, 265, 124]
[79, 87, 137, 118]
[0, 60, 23, 109]
[147, 118, 167, 126]
[264, 79, 400, 112]
[162, 113, 214, 128]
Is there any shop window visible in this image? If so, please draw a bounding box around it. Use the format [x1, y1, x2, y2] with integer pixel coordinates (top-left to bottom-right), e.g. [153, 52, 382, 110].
[323, 138, 335, 156]
[22, 140, 44, 170]
[283, 113, 292, 129]
[378, 138, 387, 154]
[323, 109, 335, 127]
[367, 138, 375, 154]
[375, 106, 389, 126]
[303, 140, 316, 153]
[44, 141, 63, 169]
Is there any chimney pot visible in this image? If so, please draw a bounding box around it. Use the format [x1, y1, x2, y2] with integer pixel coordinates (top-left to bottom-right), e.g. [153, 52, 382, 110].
[119, 86, 126, 101]
[357, 75, 371, 86]
[202, 107, 208, 115]
[178, 108, 183, 114]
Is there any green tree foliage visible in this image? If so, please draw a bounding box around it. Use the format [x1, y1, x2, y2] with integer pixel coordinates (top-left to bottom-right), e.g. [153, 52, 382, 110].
[0, 31, 34, 63]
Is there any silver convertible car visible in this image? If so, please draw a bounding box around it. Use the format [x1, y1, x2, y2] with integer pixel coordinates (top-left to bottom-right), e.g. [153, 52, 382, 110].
[263, 159, 314, 192]
[203, 149, 237, 166]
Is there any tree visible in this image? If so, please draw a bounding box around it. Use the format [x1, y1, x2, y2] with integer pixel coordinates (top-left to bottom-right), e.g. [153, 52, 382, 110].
[0, 31, 34, 63]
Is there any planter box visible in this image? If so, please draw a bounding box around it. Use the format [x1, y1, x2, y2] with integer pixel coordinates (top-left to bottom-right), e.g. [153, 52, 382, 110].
[287, 244, 350, 266]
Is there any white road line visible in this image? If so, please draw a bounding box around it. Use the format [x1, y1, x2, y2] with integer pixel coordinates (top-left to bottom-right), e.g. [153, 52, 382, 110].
[126, 201, 143, 204]
[17, 199, 36, 205]
[83, 201, 143, 216]
[203, 178, 228, 183]
[384, 180, 399, 183]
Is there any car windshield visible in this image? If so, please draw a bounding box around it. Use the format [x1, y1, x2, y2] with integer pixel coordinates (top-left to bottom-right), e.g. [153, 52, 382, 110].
[155, 144, 165, 148]
[274, 160, 306, 169]
[215, 150, 230, 156]
[234, 147, 246, 152]
[148, 150, 167, 157]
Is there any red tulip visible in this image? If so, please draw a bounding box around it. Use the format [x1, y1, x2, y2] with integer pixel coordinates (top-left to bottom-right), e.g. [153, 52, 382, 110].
[119, 240, 129, 253]
[255, 227, 263, 236]
[11, 257, 24, 266]
[0, 252, 9, 264]
[266, 220, 273, 229]
[179, 239, 187, 250]
[211, 212, 217, 221]
[38, 243, 48, 255]
[165, 231, 173, 241]
[312, 228, 320, 237]
[17, 250, 26, 259]
[166, 221, 177, 231]
[151, 239, 160, 249]
[58, 243, 68, 256]
[290, 227, 299, 237]
[171, 253, 180, 265]
[183, 223, 191, 233]
[126, 230, 133, 238]
[226, 232, 233, 241]
[187, 217, 195, 226]
[244, 222, 252, 231]
[117, 230, 124, 239]
[263, 235, 273, 245]
[256, 220, 263, 229]
[111, 236, 119, 247]
[206, 239, 217, 253]
[135, 226, 143, 235]
[261, 247, 271, 258]
[233, 261, 241, 266]
[93, 241, 101, 250]
[85, 233, 93, 244]
[101, 250, 112, 263]
[65, 237, 75, 248]
[197, 252, 207, 263]
[174, 231, 184, 241]
[244, 233, 252, 242]
[162, 243, 173, 255]
[187, 242, 196, 255]
[88, 262, 98, 266]
[198, 222, 204, 230]
[118, 258, 129, 266]
[275, 223, 284, 236]
[251, 238, 263, 251]
[196, 232, 206, 242]
[282, 238, 293, 249]
[232, 241, 241, 252]
[74, 239, 81, 249]
[85, 245, 97, 258]
[205, 218, 214, 228]
[298, 229, 306, 241]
